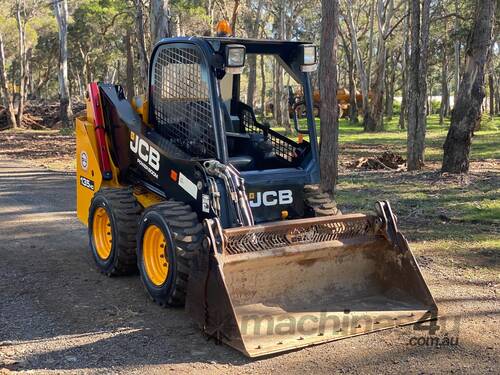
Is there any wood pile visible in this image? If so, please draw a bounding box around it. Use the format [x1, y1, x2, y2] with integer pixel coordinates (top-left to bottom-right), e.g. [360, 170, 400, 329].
[0, 100, 85, 130]
[351, 151, 406, 171]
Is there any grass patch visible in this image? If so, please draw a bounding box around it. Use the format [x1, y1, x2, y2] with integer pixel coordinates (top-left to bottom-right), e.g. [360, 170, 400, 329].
[459, 199, 500, 223]
[335, 169, 499, 271]
[274, 115, 500, 160]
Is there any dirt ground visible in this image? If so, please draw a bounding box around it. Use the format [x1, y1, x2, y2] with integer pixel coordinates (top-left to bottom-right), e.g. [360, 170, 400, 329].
[0, 131, 75, 171]
[0, 134, 499, 374]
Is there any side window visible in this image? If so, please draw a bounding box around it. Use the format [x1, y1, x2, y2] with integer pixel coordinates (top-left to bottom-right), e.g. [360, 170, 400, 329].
[151, 45, 217, 158]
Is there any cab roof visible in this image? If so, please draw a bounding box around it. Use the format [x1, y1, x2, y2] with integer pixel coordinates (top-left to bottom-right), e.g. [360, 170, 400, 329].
[156, 36, 313, 55]
[201, 37, 312, 55]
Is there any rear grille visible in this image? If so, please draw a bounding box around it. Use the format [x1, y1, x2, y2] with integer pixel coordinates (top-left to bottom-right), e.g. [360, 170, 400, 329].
[223, 215, 375, 255]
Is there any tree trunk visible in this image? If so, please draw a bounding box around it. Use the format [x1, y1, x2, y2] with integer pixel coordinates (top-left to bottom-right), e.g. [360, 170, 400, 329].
[230, 0, 241, 34]
[15, 1, 26, 127]
[495, 71, 500, 115]
[340, 29, 358, 124]
[260, 55, 266, 114]
[366, 0, 390, 131]
[346, 1, 369, 129]
[270, 2, 292, 133]
[367, 36, 385, 131]
[206, 0, 215, 33]
[439, 45, 449, 125]
[244, 0, 264, 106]
[366, 0, 375, 91]
[0, 33, 17, 129]
[399, 2, 410, 130]
[406, 0, 430, 171]
[125, 29, 135, 101]
[75, 70, 84, 99]
[273, 60, 282, 122]
[26, 48, 33, 99]
[427, 77, 433, 115]
[453, 0, 460, 103]
[151, 0, 171, 47]
[348, 47, 358, 124]
[278, 1, 291, 134]
[494, 71, 500, 115]
[386, 54, 396, 120]
[442, 0, 495, 173]
[407, 0, 430, 171]
[319, 0, 340, 196]
[488, 71, 494, 117]
[246, 55, 257, 106]
[362, 0, 377, 132]
[134, 0, 149, 94]
[54, 0, 73, 128]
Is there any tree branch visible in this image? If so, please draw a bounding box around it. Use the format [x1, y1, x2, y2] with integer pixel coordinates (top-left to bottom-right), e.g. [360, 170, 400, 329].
[383, 12, 407, 40]
[431, 12, 467, 23]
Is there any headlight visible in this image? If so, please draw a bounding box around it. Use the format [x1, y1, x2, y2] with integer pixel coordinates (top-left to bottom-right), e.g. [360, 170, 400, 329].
[225, 44, 246, 74]
[300, 44, 317, 72]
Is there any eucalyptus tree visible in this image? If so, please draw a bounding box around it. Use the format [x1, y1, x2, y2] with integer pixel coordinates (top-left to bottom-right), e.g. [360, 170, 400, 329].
[319, 0, 340, 195]
[406, 0, 430, 171]
[442, 0, 496, 173]
[53, 0, 72, 127]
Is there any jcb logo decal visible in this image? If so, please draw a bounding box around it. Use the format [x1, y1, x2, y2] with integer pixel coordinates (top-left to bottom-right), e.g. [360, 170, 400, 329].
[248, 190, 293, 207]
[130, 132, 160, 172]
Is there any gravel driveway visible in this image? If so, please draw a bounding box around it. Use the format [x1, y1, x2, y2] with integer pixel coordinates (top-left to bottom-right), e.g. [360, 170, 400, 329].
[0, 157, 498, 374]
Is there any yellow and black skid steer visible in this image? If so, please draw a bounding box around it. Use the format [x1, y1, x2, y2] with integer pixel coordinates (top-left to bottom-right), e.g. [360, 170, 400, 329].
[76, 32, 437, 357]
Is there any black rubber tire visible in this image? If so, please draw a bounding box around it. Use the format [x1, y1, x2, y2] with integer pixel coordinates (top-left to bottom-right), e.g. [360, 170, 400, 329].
[304, 184, 341, 217]
[88, 187, 142, 276]
[137, 201, 204, 307]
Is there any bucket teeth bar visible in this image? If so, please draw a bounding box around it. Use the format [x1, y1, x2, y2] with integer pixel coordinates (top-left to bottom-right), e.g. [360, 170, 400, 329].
[221, 214, 377, 255]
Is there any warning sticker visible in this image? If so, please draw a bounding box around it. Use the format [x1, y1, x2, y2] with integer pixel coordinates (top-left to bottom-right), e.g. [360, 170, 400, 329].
[178, 173, 198, 199]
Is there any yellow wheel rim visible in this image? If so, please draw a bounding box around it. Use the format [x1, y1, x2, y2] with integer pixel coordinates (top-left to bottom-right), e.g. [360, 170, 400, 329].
[143, 224, 169, 286]
[92, 207, 112, 260]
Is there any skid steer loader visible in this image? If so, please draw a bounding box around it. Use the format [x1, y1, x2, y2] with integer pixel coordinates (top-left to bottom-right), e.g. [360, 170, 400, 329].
[76, 34, 437, 357]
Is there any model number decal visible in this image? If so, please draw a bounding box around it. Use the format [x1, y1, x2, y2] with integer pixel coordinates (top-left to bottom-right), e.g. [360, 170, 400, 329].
[130, 132, 160, 178]
[248, 190, 293, 208]
[80, 176, 95, 191]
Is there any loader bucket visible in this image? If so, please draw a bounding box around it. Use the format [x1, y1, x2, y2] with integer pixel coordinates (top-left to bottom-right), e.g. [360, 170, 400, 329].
[186, 202, 437, 358]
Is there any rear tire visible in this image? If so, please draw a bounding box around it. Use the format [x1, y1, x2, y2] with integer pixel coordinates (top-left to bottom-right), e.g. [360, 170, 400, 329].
[88, 187, 142, 276]
[137, 201, 203, 307]
[304, 185, 341, 217]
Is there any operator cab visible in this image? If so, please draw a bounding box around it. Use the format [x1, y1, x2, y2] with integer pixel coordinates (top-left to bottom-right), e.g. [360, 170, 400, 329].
[209, 37, 319, 173]
[147, 35, 320, 182]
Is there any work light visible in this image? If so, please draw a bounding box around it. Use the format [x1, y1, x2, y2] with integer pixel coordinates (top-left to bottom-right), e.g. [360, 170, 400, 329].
[300, 44, 318, 72]
[225, 44, 246, 74]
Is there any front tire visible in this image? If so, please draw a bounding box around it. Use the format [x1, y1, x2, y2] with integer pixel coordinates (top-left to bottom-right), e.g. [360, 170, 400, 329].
[88, 188, 141, 276]
[137, 201, 203, 307]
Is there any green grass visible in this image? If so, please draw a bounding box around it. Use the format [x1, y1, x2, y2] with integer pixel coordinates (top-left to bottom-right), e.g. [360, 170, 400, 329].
[273, 114, 500, 266]
[460, 199, 500, 223]
[272, 114, 500, 227]
[274, 115, 500, 160]
[334, 163, 500, 269]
